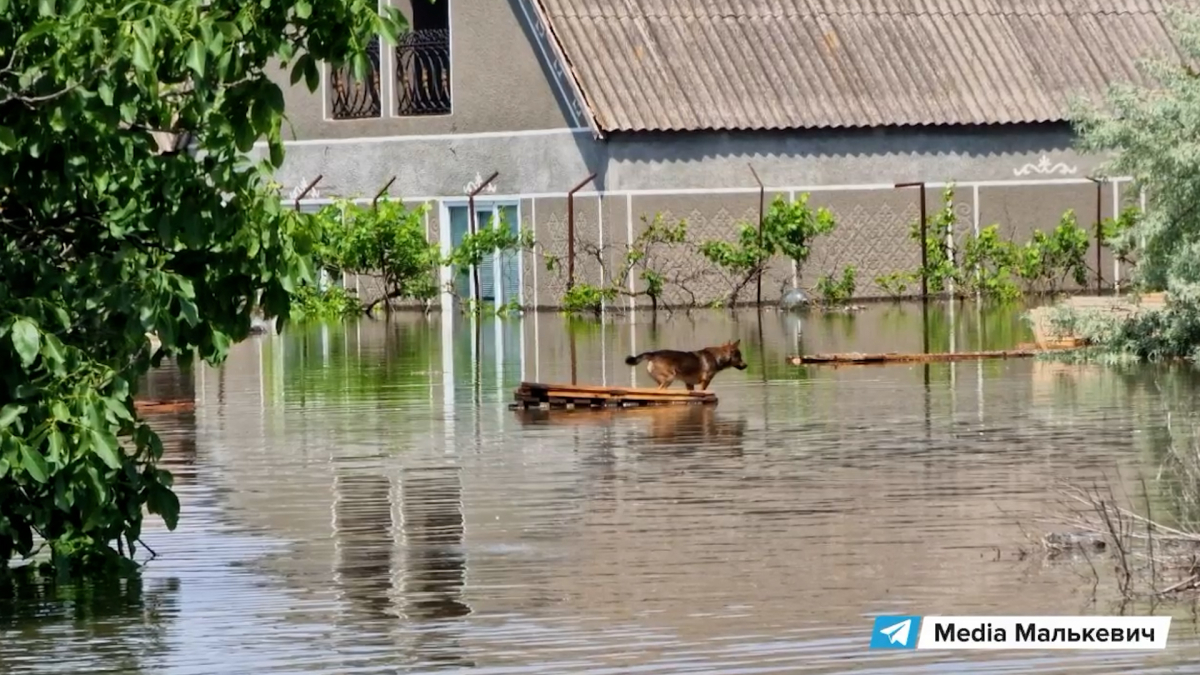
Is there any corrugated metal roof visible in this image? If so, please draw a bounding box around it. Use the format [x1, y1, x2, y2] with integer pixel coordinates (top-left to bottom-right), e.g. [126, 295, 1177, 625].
[533, 0, 1197, 132]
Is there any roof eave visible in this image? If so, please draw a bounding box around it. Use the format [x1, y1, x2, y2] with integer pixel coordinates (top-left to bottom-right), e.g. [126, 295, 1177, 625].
[525, 0, 607, 141]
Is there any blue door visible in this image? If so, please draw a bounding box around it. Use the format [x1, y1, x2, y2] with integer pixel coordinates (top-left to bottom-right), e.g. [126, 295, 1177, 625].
[498, 204, 521, 306]
[447, 204, 520, 306]
[447, 206, 496, 301]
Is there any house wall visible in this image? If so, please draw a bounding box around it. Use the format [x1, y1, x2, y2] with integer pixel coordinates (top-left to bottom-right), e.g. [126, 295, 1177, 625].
[268, 122, 1138, 309]
[270, 0, 577, 142]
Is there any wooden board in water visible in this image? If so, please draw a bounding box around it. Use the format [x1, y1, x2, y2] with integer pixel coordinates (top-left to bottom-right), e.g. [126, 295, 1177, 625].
[787, 349, 1040, 366]
[510, 381, 718, 410]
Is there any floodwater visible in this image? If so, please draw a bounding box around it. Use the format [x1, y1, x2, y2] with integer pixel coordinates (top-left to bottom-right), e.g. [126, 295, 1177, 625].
[4, 300, 1200, 673]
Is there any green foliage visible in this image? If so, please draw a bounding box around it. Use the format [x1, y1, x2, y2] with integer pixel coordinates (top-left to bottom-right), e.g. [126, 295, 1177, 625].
[0, 0, 404, 576]
[1028, 8, 1200, 363]
[1044, 299, 1200, 363]
[561, 283, 617, 317]
[608, 213, 690, 311]
[1069, 7, 1200, 300]
[1100, 205, 1143, 274]
[303, 199, 439, 314]
[699, 193, 836, 305]
[443, 215, 544, 314]
[1012, 209, 1091, 295]
[289, 283, 360, 322]
[815, 266, 857, 306]
[873, 185, 1092, 301]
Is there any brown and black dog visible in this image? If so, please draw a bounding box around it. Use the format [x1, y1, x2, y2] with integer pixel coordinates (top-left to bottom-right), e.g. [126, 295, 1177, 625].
[624, 340, 748, 391]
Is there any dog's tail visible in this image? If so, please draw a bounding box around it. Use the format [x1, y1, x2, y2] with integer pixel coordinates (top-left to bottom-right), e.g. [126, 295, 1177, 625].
[624, 352, 651, 366]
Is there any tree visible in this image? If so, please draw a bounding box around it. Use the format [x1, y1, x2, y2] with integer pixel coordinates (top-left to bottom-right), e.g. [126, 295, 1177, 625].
[1070, 8, 1200, 300]
[1051, 8, 1200, 360]
[0, 0, 405, 576]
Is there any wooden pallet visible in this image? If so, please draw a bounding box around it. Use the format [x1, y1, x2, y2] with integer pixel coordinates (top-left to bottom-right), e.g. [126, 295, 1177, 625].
[509, 381, 718, 410]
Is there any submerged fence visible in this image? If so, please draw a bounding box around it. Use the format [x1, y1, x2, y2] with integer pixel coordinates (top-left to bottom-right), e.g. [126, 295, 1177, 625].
[287, 174, 1143, 312]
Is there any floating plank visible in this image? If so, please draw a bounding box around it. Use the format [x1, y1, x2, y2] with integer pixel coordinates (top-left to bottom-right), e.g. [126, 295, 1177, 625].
[509, 381, 717, 410]
[786, 349, 1041, 366]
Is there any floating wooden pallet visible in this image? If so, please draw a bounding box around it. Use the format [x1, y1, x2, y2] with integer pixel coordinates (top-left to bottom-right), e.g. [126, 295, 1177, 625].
[510, 381, 717, 410]
[786, 349, 1040, 366]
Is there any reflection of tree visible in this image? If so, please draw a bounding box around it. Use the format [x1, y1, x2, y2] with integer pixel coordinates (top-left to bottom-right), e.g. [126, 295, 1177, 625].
[283, 318, 439, 406]
[0, 575, 180, 673]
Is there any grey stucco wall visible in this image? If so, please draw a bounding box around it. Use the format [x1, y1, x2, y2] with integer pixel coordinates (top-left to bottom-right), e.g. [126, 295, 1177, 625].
[269, 0, 576, 141]
[260, 122, 1108, 200]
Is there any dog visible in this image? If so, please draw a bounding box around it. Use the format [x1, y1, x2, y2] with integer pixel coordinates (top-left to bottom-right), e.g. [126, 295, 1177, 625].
[623, 339, 748, 391]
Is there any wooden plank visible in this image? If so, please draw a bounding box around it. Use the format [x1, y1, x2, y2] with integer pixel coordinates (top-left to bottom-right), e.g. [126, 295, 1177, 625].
[786, 350, 1041, 365]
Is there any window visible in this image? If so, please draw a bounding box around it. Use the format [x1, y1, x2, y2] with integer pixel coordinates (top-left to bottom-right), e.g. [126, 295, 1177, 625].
[395, 0, 452, 116]
[328, 36, 383, 120]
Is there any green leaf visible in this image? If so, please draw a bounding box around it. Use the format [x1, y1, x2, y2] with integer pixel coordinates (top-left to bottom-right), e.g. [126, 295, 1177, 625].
[37, 0, 54, 17]
[186, 40, 207, 78]
[40, 334, 66, 374]
[147, 482, 181, 530]
[263, 80, 285, 115]
[11, 319, 40, 367]
[290, 54, 308, 86]
[88, 428, 122, 470]
[303, 54, 320, 91]
[103, 396, 134, 422]
[0, 126, 16, 150]
[20, 445, 49, 483]
[0, 0, 9, 14]
[179, 298, 200, 326]
[0, 457, 8, 479]
[131, 33, 153, 72]
[0, 404, 26, 430]
[46, 428, 64, 465]
[295, 0, 312, 19]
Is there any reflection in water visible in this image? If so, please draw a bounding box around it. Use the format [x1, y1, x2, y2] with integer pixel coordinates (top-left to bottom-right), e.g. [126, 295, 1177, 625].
[400, 466, 472, 668]
[0, 576, 180, 674]
[333, 472, 394, 622]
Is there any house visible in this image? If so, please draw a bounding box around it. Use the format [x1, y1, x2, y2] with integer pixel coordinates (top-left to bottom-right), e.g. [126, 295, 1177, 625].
[267, 0, 1193, 310]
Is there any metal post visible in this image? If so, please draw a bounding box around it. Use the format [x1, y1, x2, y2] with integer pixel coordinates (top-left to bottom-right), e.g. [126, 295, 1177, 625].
[372, 176, 397, 210]
[293, 175, 324, 211]
[566, 173, 596, 291]
[748, 163, 765, 308]
[1088, 176, 1103, 294]
[467, 170, 500, 307]
[895, 182, 928, 301]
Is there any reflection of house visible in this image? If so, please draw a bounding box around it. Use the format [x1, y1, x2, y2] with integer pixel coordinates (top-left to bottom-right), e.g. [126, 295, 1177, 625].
[266, 1, 1192, 307]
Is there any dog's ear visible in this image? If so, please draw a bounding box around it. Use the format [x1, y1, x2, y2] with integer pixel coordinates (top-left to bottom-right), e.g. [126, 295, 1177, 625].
[730, 339, 740, 349]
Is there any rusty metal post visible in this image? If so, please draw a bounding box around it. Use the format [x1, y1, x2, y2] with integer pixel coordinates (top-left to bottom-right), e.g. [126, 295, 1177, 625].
[1088, 176, 1103, 294]
[895, 182, 928, 301]
[748, 163, 765, 308]
[467, 171, 500, 307]
[566, 173, 597, 292]
[293, 175, 324, 211]
[372, 176, 397, 210]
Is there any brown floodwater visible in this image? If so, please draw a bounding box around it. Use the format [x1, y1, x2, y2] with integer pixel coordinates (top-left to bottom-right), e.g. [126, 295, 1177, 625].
[4, 301, 1200, 673]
